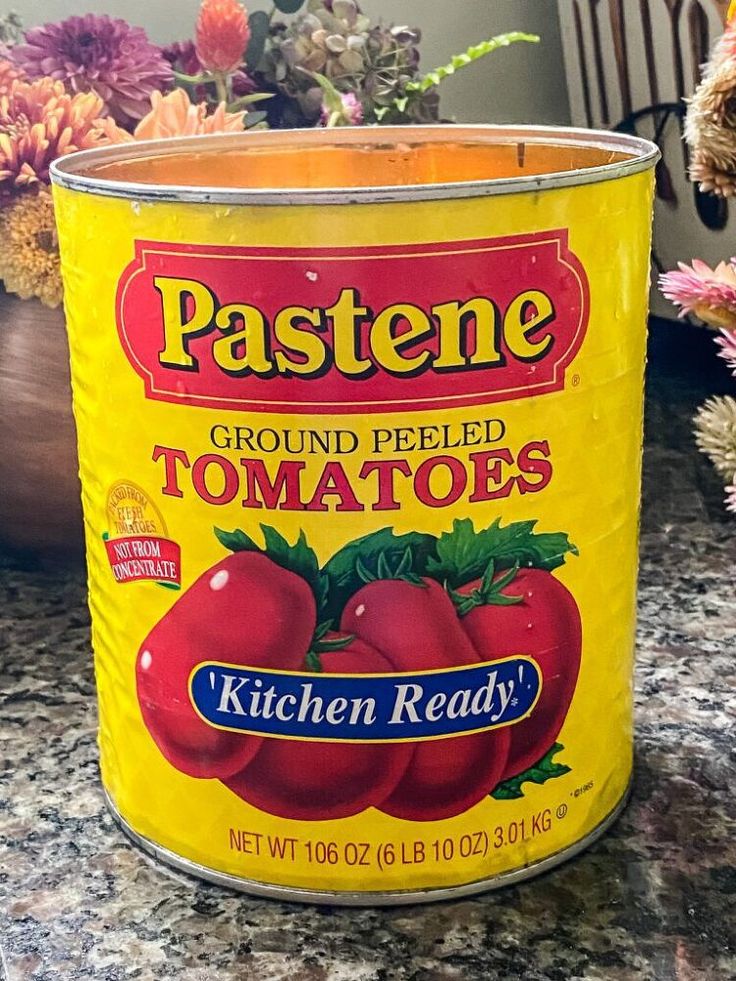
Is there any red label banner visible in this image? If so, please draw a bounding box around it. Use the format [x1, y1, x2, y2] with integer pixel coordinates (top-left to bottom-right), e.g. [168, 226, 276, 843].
[116, 232, 589, 414]
[105, 535, 181, 585]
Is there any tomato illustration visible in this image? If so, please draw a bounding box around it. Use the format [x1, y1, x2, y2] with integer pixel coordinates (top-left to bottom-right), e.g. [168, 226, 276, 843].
[225, 634, 413, 820]
[458, 567, 582, 780]
[136, 551, 316, 780]
[341, 578, 510, 821]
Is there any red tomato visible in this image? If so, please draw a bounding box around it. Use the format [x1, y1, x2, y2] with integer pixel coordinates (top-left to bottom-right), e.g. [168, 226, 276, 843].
[341, 579, 510, 821]
[225, 635, 413, 820]
[458, 568, 582, 780]
[136, 552, 316, 780]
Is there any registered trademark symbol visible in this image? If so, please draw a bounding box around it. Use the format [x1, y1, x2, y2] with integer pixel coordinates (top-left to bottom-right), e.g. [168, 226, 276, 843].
[571, 374, 581, 387]
[556, 804, 568, 819]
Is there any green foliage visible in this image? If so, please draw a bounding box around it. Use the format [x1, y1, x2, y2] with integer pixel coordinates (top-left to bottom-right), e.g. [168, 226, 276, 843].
[406, 33, 540, 95]
[165, 3, 540, 130]
[245, 10, 271, 71]
[274, 0, 309, 14]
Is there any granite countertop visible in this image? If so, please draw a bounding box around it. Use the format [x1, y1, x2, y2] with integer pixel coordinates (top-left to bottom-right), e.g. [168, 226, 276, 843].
[1, 325, 735, 981]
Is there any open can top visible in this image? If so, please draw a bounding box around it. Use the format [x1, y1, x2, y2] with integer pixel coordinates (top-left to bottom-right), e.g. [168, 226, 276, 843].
[50, 124, 659, 206]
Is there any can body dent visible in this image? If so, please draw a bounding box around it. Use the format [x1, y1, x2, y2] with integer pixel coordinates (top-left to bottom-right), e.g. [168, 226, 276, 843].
[52, 127, 657, 904]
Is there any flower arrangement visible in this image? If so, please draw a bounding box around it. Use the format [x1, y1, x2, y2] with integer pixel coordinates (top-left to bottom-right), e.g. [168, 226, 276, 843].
[0, 2, 537, 311]
[660, 12, 736, 515]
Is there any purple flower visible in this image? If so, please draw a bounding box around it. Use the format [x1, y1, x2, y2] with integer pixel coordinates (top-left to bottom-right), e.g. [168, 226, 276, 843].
[163, 40, 203, 79]
[14, 15, 173, 126]
[320, 91, 364, 126]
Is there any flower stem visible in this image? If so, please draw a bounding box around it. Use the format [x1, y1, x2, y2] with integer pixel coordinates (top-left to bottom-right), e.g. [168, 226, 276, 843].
[214, 72, 228, 105]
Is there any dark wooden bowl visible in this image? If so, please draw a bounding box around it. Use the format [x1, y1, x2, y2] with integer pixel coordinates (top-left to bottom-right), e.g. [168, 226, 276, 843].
[0, 288, 84, 561]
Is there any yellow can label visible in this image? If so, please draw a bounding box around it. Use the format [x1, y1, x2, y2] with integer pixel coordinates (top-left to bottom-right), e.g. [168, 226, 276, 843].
[55, 170, 653, 896]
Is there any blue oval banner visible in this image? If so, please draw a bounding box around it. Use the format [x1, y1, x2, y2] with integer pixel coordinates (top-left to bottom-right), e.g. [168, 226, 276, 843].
[189, 656, 541, 743]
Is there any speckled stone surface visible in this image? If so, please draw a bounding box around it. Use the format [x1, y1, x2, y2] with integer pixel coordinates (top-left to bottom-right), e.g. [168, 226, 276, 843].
[1, 325, 735, 981]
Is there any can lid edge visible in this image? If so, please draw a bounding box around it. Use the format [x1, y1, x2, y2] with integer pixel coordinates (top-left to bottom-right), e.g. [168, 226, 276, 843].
[50, 124, 660, 205]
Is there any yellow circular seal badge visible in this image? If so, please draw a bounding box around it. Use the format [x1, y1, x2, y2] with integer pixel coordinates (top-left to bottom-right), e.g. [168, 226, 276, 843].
[104, 481, 181, 587]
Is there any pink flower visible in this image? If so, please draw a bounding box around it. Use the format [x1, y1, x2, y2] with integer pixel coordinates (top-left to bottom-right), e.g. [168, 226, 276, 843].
[722, 13, 736, 56]
[659, 258, 736, 330]
[726, 480, 736, 514]
[320, 91, 364, 127]
[0, 77, 106, 195]
[716, 327, 736, 376]
[13, 15, 173, 126]
[195, 0, 251, 75]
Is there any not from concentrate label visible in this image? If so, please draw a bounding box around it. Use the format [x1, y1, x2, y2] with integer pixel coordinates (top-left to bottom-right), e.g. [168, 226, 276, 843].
[53, 145, 654, 900]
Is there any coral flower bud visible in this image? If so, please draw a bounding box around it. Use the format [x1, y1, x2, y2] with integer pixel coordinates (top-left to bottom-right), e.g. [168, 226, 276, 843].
[195, 0, 251, 75]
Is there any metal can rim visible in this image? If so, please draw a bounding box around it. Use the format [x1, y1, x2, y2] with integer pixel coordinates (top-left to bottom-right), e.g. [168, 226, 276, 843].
[50, 124, 659, 206]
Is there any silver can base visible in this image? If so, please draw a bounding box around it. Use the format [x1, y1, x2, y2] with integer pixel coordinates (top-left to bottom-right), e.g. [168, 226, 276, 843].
[105, 784, 631, 907]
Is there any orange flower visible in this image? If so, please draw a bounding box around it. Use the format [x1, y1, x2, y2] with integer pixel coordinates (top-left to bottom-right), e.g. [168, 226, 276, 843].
[195, 0, 251, 75]
[0, 188, 62, 307]
[99, 89, 246, 143]
[0, 59, 25, 97]
[93, 114, 135, 145]
[0, 77, 106, 194]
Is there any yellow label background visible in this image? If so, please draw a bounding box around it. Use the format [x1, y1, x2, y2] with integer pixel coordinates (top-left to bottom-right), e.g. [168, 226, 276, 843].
[54, 169, 654, 894]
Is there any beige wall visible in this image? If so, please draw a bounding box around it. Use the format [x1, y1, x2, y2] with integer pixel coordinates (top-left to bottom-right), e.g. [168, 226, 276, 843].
[10, 0, 569, 124]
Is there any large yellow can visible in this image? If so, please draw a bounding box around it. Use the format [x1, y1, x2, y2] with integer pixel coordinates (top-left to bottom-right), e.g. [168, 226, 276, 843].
[51, 126, 657, 904]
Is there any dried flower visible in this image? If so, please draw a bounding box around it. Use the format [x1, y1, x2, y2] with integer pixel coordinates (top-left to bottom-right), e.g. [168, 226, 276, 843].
[195, 0, 251, 76]
[659, 259, 736, 329]
[689, 149, 736, 198]
[0, 188, 62, 307]
[14, 15, 172, 126]
[0, 77, 106, 195]
[99, 88, 246, 143]
[262, 3, 432, 127]
[716, 328, 736, 375]
[0, 58, 24, 97]
[320, 89, 363, 126]
[694, 395, 736, 479]
[685, 24, 736, 196]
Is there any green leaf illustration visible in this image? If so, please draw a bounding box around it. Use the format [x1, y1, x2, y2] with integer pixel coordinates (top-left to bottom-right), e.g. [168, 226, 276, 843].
[426, 517, 577, 589]
[491, 743, 571, 800]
